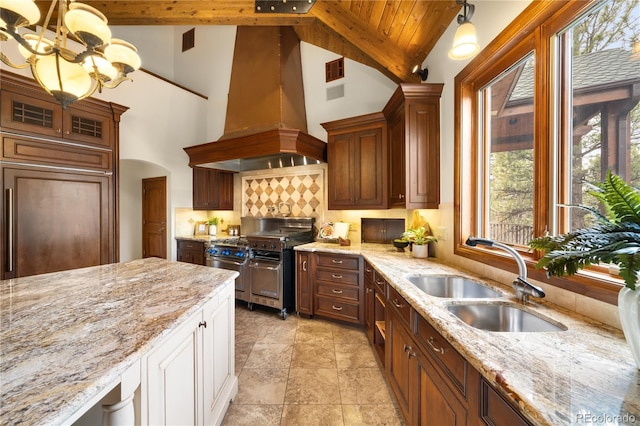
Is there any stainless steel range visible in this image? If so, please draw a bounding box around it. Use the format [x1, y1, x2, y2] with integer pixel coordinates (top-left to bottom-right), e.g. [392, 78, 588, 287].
[242, 217, 315, 319]
[205, 237, 250, 302]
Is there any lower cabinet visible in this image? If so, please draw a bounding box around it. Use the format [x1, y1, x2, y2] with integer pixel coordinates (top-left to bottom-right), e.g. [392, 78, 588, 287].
[295, 251, 313, 316]
[142, 283, 237, 425]
[177, 240, 205, 265]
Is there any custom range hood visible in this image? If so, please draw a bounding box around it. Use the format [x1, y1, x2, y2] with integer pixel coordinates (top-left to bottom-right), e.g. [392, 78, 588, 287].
[184, 26, 327, 172]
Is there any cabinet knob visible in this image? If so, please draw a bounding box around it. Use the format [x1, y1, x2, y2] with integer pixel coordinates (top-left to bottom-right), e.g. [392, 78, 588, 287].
[399, 194, 405, 199]
[56, 128, 62, 133]
[199, 321, 207, 328]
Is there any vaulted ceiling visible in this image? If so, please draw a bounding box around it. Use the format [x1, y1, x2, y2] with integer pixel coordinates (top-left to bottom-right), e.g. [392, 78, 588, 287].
[35, 0, 462, 83]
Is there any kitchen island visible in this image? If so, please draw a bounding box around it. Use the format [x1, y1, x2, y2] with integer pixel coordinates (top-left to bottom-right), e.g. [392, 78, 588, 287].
[0, 257, 239, 425]
[297, 242, 640, 425]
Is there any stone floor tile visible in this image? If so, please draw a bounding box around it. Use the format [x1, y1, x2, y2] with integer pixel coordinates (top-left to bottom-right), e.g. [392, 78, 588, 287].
[291, 342, 337, 368]
[222, 404, 283, 425]
[243, 342, 293, 369]
[335, 343, 378, 369]
[281, 404, 344, 426]
[285, 368, 342, 404]
[233, 368, 289, 404]
[338, 368, 394, 405]
[342, 404, 404, 425]
[331, 323, 369, 344]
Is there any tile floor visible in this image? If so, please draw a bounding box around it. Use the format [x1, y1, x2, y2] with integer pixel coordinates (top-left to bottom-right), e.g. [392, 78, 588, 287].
[222, 303, 404, 425]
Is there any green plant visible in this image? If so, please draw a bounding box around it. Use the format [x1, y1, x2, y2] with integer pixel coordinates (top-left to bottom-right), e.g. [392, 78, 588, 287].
[402, 226, 437, 245]
[529, 171, 640, 290]
[206, 217, 222, 226]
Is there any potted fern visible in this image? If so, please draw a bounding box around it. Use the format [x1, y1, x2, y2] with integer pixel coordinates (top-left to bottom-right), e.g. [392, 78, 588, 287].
[529, 171, 639, 369]
[402, 226, 437, 259]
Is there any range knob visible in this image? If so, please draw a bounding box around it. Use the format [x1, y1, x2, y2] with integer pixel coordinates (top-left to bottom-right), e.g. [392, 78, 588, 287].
[271, 243, 277, 249]
[261, 243, 267, 249]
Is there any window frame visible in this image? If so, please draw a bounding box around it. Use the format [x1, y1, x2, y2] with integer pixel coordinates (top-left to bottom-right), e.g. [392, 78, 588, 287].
[454, 0, 624, 305]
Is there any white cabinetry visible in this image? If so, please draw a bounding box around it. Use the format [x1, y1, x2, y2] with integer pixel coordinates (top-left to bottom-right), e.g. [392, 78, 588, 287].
[142, 284, 237, 425]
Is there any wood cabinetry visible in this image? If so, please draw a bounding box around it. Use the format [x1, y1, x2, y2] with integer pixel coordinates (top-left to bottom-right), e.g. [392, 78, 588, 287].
[479, 378, 532, 426]
[361, 218, 405, 243]
[295, 251, 313, 316]
[314, 252, 363, 324]
[177, 240, 205, 265]
[142, 282, 236, 425]
[192, 167, 234, 211]
[0, 71, 126, 280]
[322, 113, 387, 210]
[294, 251, 364, 324]
[383, 84, 443, 209]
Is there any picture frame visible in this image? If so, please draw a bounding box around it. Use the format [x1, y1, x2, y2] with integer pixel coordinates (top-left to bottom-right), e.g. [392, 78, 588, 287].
[195, 221, 208, 236]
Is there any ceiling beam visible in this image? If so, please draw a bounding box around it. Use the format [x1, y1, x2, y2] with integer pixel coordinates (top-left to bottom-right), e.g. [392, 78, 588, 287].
[308, 1, 418, 83]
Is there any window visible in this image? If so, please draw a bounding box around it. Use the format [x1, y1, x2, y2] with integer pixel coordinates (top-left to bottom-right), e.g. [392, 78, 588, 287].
[455, 0, 640, 303]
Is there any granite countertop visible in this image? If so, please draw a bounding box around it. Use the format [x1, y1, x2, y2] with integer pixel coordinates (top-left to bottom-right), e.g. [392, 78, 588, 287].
[296, 242, 640, 425]
[176, 234, 220, 243]
[0, 258, 238, 425]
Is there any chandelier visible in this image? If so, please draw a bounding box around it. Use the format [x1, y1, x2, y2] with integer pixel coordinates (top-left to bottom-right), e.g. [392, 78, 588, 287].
[0, 0, 141, 108]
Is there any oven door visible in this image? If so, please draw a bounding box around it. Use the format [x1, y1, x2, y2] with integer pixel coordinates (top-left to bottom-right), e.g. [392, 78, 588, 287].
[249, 258, 282, 299]
[208, 257, 246, 292]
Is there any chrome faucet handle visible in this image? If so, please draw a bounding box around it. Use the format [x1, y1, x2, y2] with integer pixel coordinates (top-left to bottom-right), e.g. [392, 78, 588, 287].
[513, 277, 545, 303]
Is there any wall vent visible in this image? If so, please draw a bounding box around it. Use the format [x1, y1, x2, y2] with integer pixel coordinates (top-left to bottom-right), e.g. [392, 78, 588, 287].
[326, 84, 345, 101]
[325, 57, 344, 82]
[182, 28, 195, 52]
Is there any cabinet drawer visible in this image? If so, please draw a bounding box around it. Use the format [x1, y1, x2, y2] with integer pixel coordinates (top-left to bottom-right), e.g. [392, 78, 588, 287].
[316, 253, 359, 270]
[415, 315, 467, 397]
[316, 283, 359, 302]
[387, 285, 410, 326]
[315, 296, 360, 323]
[373, 271, 387, 296]
[480, 378, 532, 426]
[177, 240, 205, 251]
[316, 268, 359, 286]
[3, 136, 111, 170]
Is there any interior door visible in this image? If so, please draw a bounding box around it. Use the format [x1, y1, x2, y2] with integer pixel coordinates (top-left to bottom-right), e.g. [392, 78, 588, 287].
[142, 176, 167, 259]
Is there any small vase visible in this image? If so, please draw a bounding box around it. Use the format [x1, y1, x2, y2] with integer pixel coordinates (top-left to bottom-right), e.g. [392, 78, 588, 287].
[208, 224, 217, 236]
[412, 244, 428, 259]
[618, 286, 640, 369]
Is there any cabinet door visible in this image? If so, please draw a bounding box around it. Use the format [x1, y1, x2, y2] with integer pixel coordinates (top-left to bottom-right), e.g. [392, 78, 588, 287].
[2, 167, 112, 279]
[145, 313, 200, 426]
[414, 351, 467, 426]
[202, 288, 234, 425]
[296, 252, 313, 315]
[364, 262, 375, 343]
[354, 127, 386, 208]
[406, 100, 440, 209]
[386, 308, 413, 423]
[327, 132, 356, 208]
[214, 170, 234, 210]
[0, 90, 64, 139]
[388, 108, 406, 207]
[63, 103, 113, 148]
[193, 167, 210, 210]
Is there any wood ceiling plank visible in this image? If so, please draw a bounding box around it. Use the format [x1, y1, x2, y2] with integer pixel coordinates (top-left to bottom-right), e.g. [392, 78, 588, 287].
[368, 1, 388, 31]
[377, 0, 400, 37]
[404, 1, 459, 63]
[386, 0, 416, 44]
[395, 0, 429, 51]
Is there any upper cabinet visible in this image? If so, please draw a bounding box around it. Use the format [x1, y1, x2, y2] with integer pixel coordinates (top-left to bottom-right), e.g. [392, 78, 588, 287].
[383, 84, 443, 209]
[192, 167, 234, 211]
[322, 112, 387, 210]
[323, 84, 442, 210]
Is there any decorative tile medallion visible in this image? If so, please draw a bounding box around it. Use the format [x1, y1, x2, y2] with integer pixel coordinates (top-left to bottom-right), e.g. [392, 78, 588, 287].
[242, 171, 324, 217]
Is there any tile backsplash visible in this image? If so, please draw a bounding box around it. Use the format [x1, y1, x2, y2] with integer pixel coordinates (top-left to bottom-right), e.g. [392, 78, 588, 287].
[242, 170, 324, 218]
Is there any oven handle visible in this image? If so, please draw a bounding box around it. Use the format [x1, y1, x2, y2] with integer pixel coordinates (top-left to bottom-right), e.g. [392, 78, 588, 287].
[212, 258, 246, 267]
[249, 260, 281, 271]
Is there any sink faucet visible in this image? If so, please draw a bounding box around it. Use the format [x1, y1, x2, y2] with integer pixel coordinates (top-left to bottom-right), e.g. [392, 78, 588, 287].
[465, 237, 545, 304]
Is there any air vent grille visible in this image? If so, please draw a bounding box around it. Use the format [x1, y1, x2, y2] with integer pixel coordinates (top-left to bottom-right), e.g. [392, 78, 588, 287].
[72, 116, 103, 138]
[12, 101, 54, 129]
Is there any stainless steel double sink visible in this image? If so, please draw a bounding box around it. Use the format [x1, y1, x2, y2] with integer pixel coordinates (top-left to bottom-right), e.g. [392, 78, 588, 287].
[405, 274, 566, 332]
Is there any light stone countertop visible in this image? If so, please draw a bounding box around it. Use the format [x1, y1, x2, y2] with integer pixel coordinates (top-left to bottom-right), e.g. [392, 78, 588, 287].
[296, 242, 640, 426]
[0, 258, 238, 425]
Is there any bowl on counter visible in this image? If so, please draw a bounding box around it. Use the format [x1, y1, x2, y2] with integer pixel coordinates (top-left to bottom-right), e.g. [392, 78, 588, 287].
[392, 240, 410, 251]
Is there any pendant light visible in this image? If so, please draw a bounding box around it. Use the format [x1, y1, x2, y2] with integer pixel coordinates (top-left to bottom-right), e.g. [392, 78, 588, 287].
[449, 0, 480, 60]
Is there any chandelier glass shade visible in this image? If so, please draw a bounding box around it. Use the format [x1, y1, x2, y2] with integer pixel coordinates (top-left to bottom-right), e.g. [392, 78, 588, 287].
[0, 0, 141, 108]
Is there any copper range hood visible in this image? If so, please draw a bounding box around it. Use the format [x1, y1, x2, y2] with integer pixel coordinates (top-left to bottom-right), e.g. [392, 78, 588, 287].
[184, 26, 327, 172]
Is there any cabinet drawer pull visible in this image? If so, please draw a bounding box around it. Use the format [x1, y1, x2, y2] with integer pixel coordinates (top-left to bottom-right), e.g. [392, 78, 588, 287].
[375, 280, 384, 285]
[427, 337, 444, 355]
[403, 344, 416, 359]
[366, 288, 373, 293]
[332, 289, 343, 294]
[199, 321, 207, 328]
[302, 260, 307, 272]
[331, 259, 343, 264]
[392, 299, 403, 309]
[332, 274, 343, 279]
[331, 305, 343, 311]
[365, 267, 372, 272]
